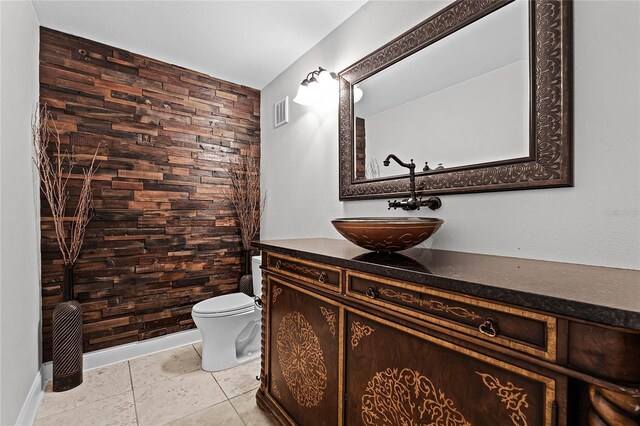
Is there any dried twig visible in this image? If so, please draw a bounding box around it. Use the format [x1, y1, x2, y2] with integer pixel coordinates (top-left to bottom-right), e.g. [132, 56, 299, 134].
[225, 152, 265, 251]
[32, 104, 100, 266]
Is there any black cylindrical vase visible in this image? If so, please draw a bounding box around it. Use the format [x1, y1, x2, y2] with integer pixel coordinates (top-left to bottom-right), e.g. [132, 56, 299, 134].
[53, 264, 83, 392]
[52, 300, 83, 391]
[242, 248, 254, 276]
[239, 249, 255, 296]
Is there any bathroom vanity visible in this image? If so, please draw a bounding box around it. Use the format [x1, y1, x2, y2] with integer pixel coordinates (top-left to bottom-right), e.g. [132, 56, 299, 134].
[253, 238, 640, 426]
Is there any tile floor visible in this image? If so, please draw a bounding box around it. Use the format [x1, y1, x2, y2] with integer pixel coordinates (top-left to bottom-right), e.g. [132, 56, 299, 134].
[35, 343, 278, 426]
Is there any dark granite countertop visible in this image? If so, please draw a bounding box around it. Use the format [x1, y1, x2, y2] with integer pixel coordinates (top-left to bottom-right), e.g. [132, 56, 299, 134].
[254, 238, 640, 330]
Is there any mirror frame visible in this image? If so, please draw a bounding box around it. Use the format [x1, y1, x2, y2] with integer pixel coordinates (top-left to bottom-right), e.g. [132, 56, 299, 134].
[338, 0, 572, 200]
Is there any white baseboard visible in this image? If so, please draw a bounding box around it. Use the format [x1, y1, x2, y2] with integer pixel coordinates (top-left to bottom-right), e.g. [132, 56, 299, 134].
[42, 329, 202, 382]
[15, 366, 46, 426]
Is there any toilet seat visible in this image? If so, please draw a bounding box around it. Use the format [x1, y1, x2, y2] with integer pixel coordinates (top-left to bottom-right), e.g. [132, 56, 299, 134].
[192, 293, 254, 317]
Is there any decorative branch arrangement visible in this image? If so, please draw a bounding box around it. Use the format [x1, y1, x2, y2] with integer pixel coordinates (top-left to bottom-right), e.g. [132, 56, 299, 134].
[225, 153, 265, 251]
[32, 104, 100, 267]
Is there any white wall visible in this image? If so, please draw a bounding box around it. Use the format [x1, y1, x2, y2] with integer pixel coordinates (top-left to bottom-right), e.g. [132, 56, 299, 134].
[0, 1, 42, 424]
[261, 1, 640, 270]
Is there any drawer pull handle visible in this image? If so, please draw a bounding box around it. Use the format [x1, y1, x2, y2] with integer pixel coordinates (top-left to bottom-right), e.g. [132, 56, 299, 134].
[318, 272, 327, 283]
[275, 260, 282, 270]
[365, 286, 379, 299]
[479, 319, 497, 338]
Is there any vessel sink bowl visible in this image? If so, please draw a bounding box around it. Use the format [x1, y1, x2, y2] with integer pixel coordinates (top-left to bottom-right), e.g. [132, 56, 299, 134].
[331, 217, 443, 252]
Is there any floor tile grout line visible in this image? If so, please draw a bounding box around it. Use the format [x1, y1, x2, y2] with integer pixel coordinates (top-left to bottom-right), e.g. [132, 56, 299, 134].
[210, 372, 232, 401]
[230, 403, 248, 426]
[210, 364, 261, 401]
[128, 361, 140, 426]
[188, 343, 201, 359]
[228, 391, 248, 426]
[236, 387, 262, 398]
[230, 387, 264, 426]
[192, 343, 202, 359]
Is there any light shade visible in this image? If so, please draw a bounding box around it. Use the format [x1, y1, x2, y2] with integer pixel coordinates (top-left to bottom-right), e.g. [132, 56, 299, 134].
[317, 69, 338, 90]
[293, 76, 320, 105]
[293, 67, 337, 105]
[353, 85, 363, 103]
[293, 82, 314, 105]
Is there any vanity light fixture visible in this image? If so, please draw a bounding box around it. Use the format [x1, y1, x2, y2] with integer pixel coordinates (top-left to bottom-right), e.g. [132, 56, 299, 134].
[293, 67, 337, 105]
[353, 84, 363, 103]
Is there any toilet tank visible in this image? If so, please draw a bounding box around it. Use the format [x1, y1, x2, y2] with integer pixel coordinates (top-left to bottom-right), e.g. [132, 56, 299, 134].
[252, 256, 262, 296]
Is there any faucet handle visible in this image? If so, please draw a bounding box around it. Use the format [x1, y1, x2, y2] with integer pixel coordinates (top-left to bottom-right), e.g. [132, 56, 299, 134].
[417, 196, 442, 211]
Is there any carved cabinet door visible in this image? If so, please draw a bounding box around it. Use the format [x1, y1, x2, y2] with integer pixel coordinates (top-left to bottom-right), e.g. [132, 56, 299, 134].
[266, 275, 342, 425]
[345, 309, 563, 426]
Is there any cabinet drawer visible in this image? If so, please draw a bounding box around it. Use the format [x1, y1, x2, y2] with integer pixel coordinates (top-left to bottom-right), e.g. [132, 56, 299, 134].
[346, 270, 557, 361]
[266, 253, 342, 293]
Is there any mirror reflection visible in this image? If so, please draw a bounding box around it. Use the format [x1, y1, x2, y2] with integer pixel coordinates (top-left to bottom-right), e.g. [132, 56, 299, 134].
[353, 0, 530, 180]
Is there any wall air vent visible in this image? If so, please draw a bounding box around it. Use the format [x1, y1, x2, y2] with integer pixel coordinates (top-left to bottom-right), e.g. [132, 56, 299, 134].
[274, 96, 289, 128]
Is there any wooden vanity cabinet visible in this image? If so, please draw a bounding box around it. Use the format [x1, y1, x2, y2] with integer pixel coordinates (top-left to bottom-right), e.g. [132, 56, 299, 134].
[255, 250, 640, 426]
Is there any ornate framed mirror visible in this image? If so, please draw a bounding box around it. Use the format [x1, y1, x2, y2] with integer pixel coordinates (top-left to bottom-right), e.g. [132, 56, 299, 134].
[338, 0, 572, 200]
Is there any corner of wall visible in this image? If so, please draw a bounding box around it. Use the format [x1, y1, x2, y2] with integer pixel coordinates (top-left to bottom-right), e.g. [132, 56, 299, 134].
[14, 367, 46, 426]
[0, 0, 43, 424]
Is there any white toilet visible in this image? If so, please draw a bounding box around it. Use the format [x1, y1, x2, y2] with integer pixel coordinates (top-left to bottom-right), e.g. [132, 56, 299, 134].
[192, 256, 262, 371]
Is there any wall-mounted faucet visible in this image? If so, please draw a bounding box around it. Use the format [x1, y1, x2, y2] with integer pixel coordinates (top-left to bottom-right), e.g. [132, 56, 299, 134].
[383, 154, 441, 211]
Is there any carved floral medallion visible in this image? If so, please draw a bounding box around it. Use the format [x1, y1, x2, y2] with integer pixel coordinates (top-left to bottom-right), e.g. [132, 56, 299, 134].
[276, 311, 328, 407]
[361, 368, 471, 426]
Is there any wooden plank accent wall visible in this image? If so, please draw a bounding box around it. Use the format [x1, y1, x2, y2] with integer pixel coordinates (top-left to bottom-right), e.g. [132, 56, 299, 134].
[39, 27, 261, 361]
[355, 117, 366, 180]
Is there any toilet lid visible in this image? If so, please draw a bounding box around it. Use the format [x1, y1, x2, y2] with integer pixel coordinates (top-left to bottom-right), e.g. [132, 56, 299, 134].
[192, 293, 254, 315]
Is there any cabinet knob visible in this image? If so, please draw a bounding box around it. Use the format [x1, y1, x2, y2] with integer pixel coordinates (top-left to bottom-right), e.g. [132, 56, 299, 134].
[479, 318, 498, 338]
[318, 271, 327, 283]
[365, 286, 379, 299]
[275, 260, 282, 270]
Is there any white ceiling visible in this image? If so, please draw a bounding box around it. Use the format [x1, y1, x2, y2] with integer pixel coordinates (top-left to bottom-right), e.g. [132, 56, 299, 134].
[32, 0, 366, 89]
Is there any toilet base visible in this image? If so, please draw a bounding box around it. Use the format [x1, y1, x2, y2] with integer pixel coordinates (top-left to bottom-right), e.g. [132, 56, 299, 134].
[196, 311, 261, 372]
[201, 349, 260, 372]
